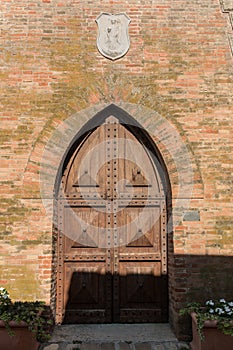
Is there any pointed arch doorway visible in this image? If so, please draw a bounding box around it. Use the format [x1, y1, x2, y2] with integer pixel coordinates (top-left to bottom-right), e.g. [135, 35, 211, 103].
[56, 105, 169, 324]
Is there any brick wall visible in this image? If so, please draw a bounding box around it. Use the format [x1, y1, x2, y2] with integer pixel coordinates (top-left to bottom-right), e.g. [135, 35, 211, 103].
[1, 0, 233, 338]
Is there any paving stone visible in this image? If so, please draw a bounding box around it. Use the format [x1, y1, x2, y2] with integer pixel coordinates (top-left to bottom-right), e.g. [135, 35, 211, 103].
[163, 343, 177, 350]
[65, 345, 82, 350]
[43, 345, 59, 350]
[58, 344, 69, 350]
[134, 343, 152, 350]
[117, 342, 132, 350]
[79, 343, 101, 350]
[177, 343, 190, 350]
[101, 343, 115, 350]
[151, 345, 165, 350]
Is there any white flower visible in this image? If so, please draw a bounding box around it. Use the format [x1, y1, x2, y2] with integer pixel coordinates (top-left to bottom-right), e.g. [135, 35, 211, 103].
[0, 287, 4, 291]
[228, 302, 233, 307]
[209, 309, 214, 313]
[219, 298, 226, 303]
[216, 308, 224, 315]
[206, 300, 214, 306]
[224, 305, 231, 312]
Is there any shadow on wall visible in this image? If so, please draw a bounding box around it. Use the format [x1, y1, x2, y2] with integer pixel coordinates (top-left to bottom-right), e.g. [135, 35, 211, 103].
[173, 254, 233, 340]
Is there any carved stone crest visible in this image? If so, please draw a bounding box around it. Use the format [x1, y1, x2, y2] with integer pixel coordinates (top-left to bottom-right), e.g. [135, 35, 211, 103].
[96, 13, 131, 60]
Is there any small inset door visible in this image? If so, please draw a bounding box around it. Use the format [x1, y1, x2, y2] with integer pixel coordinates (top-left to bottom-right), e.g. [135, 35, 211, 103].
[56, 113, 168, 324]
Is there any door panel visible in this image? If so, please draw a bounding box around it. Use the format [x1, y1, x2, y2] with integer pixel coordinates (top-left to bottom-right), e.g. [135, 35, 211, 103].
[119, 262, 163, 322]
[57, 115, 168, 324]
[63, 263, 110, 323]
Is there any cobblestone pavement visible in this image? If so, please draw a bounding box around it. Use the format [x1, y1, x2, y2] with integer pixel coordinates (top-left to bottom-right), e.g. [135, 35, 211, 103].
[39, 324, 191, 350]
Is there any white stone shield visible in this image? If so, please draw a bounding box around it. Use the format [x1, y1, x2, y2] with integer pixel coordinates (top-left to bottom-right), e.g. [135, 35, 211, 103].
[96, 13, 131, 60]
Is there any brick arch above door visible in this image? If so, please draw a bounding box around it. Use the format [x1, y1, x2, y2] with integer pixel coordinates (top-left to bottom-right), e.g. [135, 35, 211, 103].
[39, 102, 204, 226]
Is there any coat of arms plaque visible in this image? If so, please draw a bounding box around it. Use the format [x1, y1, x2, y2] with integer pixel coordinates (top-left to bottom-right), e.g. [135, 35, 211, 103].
[96, 13, 131, 60]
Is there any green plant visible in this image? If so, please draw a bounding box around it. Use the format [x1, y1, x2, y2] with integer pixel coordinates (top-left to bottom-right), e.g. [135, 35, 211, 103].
[0, 287, 10, 306]
[0, 287, 53, 342]
[180, 299, 233, 339]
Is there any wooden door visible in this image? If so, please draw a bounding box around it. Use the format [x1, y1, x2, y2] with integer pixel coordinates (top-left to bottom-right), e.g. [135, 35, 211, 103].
[56, 115, 168, 324]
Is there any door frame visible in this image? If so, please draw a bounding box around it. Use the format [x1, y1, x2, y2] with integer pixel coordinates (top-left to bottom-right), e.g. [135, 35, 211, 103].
[53, 104, 172, 324]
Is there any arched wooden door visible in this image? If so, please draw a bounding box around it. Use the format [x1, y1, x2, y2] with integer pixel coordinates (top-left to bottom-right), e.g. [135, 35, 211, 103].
[56, 113, 168, 324]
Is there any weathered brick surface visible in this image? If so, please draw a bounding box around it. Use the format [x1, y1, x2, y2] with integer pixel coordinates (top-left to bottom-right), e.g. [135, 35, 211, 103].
[0, 0, 233, 339]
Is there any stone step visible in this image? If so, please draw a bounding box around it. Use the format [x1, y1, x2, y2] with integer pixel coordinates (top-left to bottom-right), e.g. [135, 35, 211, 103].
[39, 324, 190, 350]
[40, 341, 190, 350]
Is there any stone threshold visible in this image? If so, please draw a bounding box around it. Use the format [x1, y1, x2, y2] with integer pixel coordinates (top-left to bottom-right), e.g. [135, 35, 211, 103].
[39, 324, 190, 350]
[40, 341, 190, 350]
